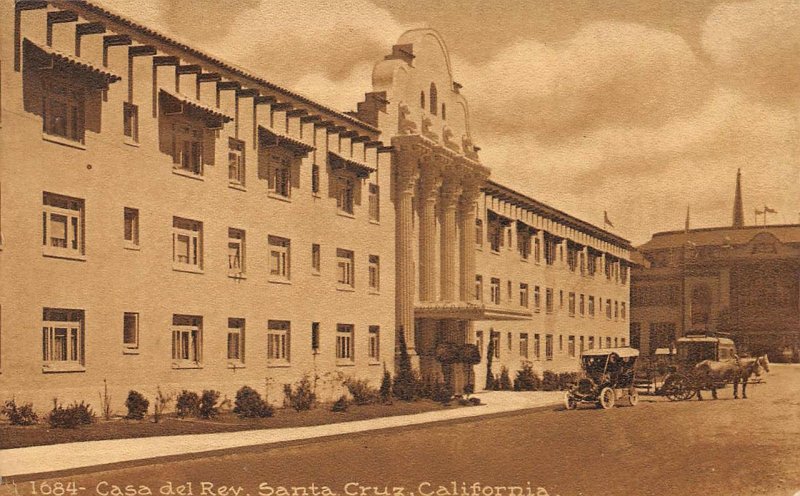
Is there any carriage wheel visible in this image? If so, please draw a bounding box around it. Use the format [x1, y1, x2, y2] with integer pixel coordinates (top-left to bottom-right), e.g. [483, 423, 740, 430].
[663, 374, 694, 401]
[599, 387, 615, 409]
[564, 392, 577, 410]
[628, 388, 639, 406]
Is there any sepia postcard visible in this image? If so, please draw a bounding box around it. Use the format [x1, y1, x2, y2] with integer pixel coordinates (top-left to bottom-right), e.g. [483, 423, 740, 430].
[0, 1, 798, 495]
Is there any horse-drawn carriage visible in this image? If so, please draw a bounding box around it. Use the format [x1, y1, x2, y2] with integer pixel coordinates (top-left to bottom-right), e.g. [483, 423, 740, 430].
[565, 348, 639, 410]
[644, 333, 769, 401]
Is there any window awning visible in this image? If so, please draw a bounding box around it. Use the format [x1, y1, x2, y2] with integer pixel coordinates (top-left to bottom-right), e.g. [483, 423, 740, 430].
[258, 125, 315, 157]
[160, 89, 233, 128]
[487, 209, 512, 227]
[24, 38, 120, 89]
[327, 150, 375, 179]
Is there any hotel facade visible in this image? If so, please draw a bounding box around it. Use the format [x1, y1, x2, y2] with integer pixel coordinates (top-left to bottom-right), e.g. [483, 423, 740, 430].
[0, 1, 631, 409]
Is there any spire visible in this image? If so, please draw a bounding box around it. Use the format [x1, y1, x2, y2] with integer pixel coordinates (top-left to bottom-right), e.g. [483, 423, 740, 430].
[732, 168, 744, 229]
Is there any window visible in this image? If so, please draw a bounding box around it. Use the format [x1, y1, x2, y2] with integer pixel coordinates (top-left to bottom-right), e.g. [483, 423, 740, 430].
[614, 301, 619, 320]
[42, 77, 85, 142]
[42, 193, 85, 259]
[172, 217, 203, 270]
[311, 322, 320, 353]
[336, 176, 355, 214]
[520, 333, 529, 358]
[368, 326, 380, 361]
[568, 335, 576, 358]
[42, 308, 84, 370]
[269, 236, 290, 280]
[543, 233, 558, 265]
[606, 337, 612, 348]
[312, 164, 320, 194]
[621, 302, 627, 320]
[579, 294, 585, 316]
[518, 227, 532, 260]
[488, 221, 502, 252]
[368, 183, 380, 222]
[545, 288, 554, 314]
[475, 218, 483, 247]
[567, 245, 578, 272]
[545, 334, 553, 361]
[123, 312, 139, 352]
[588, 336, 595, 350]
[507, 280, 512, 300]
[559, 334, 564, 352]
[534, 286, 541, 312]
[124, 207, 139, 248]
[337, 249, 355, 288]
[336, 324, 354, 362]
[429, 82, 438, 115]
[507, 332, 513, 351]
[420, 90, 425, 109]
[568, 292, 576, 317]
[579, 336, 585, 354]
[227, 318, 245, 364]
[560, 290, 564, 309]
[614, 337, 619, 347]
[172, 314, 202, 367]
[267, 320, 290, 363]
[311, 243, 321, 274]
[606, 299, 612, 319]
[269, 152, 292, 198]
[534, 237, 541, 262]
[534, 334, 541, 360]
[475, 275, 483, 301]
[368, 255, 380, 292]
[475, 330, 484, 355]
[171, 122, 204, 175]
[519, 283, 529, 307]
[228, 138, 245, 186]
[123, 102, 138, 143]
[588, 296, 596, 317]
[491, 332, 500, 359]
[228, 228, 245, 276]
[490, 278, 501, 304]
[441, 103, 446, 120]
[621, 337, 627, 347]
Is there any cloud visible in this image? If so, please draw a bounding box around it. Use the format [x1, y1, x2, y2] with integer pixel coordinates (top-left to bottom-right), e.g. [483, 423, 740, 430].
[455, 21, 713, 142]
[702, 0, 800, 102]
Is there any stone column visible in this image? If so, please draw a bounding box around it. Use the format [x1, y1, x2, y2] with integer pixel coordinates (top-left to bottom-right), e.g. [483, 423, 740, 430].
[440, 176, 462, 302]
[418, 164, 442, 302]
[394, 146, 419, 355]
[459, 181, 481, 302]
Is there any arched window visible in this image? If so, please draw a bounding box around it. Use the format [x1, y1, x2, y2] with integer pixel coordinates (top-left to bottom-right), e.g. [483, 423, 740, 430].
[441, 103, 446, 120]
[429, 83, 438, 115]
[420, 91, 425, 109]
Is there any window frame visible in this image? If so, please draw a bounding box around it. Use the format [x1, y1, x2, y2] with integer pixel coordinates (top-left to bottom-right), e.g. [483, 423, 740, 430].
[337, 248, 355, 289]
[268, 235, 291, 281]
[228, 137, 246, 187]
[336, 323, 354, 363]
[368, 325, 380, 363]
[123, 207, 140, 249]
[267, 320, 290, 365]
[170, 121, 205, 176]
[368, 183, 380, 222]
[42, 308, 85, 372]
[123, 312, 139, 354]
[368, 254, 380, 292]
[336, 175, 355, 215]
[228, 228, 246, 277]
[227, 318, 245, 366]
[42, 193, 85, 260]
[172, 217, 203, 272]
[171, 314, 202, 368]
[490, 278, 501, 305]
[42, 75, 85, 144]
[123, 102, 139, 143]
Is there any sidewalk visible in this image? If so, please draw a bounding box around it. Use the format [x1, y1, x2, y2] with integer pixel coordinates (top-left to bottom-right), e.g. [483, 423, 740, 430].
[1, 391, 564, 479]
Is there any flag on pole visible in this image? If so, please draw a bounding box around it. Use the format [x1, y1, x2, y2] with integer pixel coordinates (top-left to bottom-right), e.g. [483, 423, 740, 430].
[603, 211, 614, 228]
[765, 206, 777, 214]
[685, 205, 691, 233]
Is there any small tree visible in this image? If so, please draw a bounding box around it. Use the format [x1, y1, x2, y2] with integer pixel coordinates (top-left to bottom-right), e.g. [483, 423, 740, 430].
[485, 330, 496, 390]
[497, 366, 512, 390]
[393, 326, 417, 401]
[234, 386, 273, 418]
[379, 367, 393, 404]
[286, 375, 316, 411]
[153, 387, 172, 423]
[199, 390, 220, 419]
[175, 390, 200, 418]
[2, 399, 38, 426]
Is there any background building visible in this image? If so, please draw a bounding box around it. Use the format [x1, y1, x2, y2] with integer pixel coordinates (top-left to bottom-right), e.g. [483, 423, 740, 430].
[0, 2, 631, 409]
[631, 170, 800, 361]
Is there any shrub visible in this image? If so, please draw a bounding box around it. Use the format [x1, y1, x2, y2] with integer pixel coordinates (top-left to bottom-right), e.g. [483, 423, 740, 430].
[286, 375, 316, 411]
[233, 386, 274, 418]
[2, 399, 38, 426]
[124, 390, 149, 420]
[434, 342, 459, 365]
[343, 377, 379, 405]
[199, 390, 220, 419]
[379, 368, 393, 404]
[458, 343, 482, 365]
[496, 366, 512, 391]
[468, 397, 482, 406]
[175, 390, 200, 418]
[541, 371, 560, 391]
[430, 380, 453, 404]
[331, 395, 349, 413]
[153, 387, 172, 423]
[393, 328, 418, 401]
[49, 401, 94, 429]
[514, 362, 541, 391]
[558, 372, 581, 390]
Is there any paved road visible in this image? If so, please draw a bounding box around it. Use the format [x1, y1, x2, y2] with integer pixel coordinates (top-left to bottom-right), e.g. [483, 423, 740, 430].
[3, 365, 799, 496]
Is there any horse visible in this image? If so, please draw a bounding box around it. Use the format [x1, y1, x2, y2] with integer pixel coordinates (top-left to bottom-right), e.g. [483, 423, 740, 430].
[693, 355, 769, 400]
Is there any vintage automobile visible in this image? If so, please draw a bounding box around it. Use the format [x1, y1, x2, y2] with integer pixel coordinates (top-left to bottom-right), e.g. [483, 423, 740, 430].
[565, 347, 640, 410]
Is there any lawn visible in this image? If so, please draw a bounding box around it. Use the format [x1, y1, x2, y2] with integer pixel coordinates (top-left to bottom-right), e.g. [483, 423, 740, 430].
[0, 400, 466, 449]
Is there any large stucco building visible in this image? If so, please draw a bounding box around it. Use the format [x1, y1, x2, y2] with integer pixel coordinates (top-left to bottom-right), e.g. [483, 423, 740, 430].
[630, 171, 800, 361]
[0, 1, 631, 409]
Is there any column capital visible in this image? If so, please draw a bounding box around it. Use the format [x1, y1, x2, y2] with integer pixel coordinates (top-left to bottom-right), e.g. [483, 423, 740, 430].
[440, 177, 463, 208]
[419, 166, 442, 201]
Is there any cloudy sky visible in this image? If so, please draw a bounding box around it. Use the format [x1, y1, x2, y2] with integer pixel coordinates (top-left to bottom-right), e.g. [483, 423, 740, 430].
[107, 0, 799, 245]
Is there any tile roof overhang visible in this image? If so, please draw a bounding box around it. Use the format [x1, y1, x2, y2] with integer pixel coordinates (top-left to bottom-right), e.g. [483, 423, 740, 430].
[159, 89, 232, 128]
[327, 150, 376, 179]
[258, 125, 315, 157]
[24, 38, 121, 89]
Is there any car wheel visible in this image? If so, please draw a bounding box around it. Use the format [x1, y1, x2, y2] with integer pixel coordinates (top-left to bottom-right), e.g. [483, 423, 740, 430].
[599, 387, 615, 409]
[564, 392, 577, 410]
[628, 388, 639, 406]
